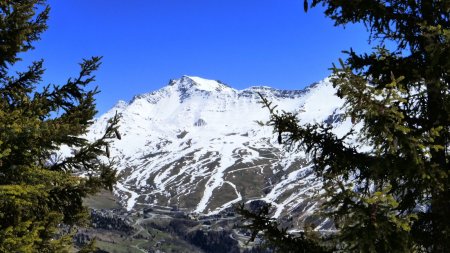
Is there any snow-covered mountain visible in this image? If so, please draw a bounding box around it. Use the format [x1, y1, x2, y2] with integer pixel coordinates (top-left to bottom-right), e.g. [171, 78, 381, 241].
[87, 76, 349, 227]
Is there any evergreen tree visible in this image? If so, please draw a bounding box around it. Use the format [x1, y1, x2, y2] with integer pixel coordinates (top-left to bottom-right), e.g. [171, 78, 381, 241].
[239, 0, 449, 252]
[0, 1, 120, 252]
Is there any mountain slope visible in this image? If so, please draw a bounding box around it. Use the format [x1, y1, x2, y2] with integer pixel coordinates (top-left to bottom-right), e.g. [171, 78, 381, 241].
[86, 76, 348, 227]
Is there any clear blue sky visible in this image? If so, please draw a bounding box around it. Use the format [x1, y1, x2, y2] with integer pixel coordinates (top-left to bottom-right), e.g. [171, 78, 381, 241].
[21, 0, 373, 114]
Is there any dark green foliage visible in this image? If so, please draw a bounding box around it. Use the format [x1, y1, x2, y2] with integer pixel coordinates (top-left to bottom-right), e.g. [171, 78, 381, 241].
[187, 229, 240, 253]
[90, 210, 133, 234]
[0, 0, 120, 252]
[148, 218, 241, 253]
[236, 204, 331, 253]
[240, 1, 449, 252]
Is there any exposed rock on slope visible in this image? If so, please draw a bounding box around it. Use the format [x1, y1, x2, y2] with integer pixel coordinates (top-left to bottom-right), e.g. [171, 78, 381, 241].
[86, 76, 349, 228]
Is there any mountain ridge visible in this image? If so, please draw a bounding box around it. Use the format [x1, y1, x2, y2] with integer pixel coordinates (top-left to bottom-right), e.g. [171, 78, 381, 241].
[84, 76, 349, 229]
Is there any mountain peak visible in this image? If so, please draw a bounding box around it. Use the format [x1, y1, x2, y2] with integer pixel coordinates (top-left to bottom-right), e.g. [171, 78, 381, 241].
[85, 75, 346, 219]
[173, 75, 233, 93]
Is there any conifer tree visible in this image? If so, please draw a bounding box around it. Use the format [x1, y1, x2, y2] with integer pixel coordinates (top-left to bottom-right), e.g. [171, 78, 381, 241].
[239, 0, 449, 252]
[0, 1, 120, 252]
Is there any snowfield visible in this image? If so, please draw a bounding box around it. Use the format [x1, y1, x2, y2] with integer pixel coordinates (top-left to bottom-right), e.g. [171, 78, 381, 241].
[83, 76, 348, 225]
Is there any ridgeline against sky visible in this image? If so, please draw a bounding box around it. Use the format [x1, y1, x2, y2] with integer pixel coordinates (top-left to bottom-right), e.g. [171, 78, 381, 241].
[17, 0, 374, 114]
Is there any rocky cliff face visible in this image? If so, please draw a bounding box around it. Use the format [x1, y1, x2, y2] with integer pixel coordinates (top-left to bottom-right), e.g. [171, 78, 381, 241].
[85, 76, 350, 229]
